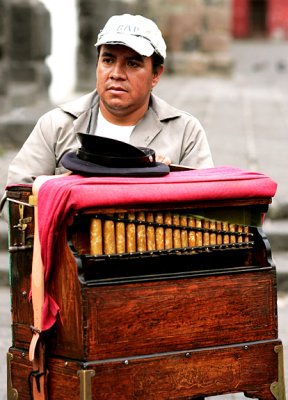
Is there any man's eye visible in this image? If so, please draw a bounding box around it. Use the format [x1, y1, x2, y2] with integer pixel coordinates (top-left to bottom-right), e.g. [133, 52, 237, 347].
[102, 58, 113, 64]
[127, 60, 141, 68]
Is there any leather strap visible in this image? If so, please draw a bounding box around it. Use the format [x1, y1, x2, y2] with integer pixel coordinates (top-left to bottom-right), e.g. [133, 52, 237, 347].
[30, 338, 48, 400]
[28, 174, 71, 399]
[29, 177, 47, 399]
[29, 173, 72, 348]
[29, 173, 72, 347]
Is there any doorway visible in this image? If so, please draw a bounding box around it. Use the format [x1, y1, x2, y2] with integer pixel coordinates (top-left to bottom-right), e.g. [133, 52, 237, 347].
[249, 0, 267, 37]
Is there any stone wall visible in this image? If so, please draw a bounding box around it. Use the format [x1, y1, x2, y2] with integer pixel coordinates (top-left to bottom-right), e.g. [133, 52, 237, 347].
[0, 0, 52, 147]
[0, 0, 9, 114]
[8, 0, 52, 107]
[148, 0, 232, 75]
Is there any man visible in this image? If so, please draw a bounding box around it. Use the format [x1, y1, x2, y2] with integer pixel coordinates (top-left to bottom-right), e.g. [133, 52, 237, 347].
[3, 14, 213, 192]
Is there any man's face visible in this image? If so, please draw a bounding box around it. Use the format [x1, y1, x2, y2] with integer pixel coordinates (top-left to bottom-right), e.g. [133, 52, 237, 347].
[96, 44, 163, 124]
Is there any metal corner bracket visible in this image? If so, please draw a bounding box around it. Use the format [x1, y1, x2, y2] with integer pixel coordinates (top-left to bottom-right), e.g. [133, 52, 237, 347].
[77, 369, 96, 400]
[270, 344, 286, 400]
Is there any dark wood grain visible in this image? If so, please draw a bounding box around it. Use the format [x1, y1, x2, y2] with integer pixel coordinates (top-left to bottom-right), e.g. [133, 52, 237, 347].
[9, 339, 280, 399]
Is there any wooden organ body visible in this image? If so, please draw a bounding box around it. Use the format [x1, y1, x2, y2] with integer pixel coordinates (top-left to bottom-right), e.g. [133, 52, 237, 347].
[6, 182, 286, 400]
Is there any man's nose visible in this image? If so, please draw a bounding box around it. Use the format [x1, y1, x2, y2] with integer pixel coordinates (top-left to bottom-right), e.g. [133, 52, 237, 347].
[110, 62, 126, 79]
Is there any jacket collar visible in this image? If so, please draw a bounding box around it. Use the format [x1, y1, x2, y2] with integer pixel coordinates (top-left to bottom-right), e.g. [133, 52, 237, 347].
[130, 93, 182, 147]
[59, 90, 182, 144]
[59, 91, 99, 134]
[149, 92, 182, 121]
[59, 91, 99, 117]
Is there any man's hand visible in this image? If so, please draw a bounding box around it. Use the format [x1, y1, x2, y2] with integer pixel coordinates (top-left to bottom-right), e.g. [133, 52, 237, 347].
[155, 153, 171, 165]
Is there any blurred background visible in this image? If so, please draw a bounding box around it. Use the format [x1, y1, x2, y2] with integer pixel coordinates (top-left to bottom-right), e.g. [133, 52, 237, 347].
[0, 0, 287, 146]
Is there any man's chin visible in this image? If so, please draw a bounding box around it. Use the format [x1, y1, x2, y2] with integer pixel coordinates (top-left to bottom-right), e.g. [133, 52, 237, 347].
[105, 101, 130, 112]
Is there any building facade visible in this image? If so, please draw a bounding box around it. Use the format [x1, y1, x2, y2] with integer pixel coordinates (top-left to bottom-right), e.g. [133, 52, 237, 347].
[0, 0, 51, 146]
[232, 0, 288, 39]
[0, 0, 51, 112]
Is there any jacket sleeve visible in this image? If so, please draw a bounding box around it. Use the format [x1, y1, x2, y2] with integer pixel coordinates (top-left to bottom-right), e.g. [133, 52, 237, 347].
[1, 108, 76, 220]
[179, 117, 214, 169]
[6, 109, 72, 186]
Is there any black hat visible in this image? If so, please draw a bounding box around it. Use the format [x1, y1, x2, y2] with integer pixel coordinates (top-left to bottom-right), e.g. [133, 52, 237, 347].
[61, 133, 170, 177]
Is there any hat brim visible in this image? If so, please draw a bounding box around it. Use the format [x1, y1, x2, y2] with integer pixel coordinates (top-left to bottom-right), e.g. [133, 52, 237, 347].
[95, 33, 155, 57]
[62, 151, 170, 177]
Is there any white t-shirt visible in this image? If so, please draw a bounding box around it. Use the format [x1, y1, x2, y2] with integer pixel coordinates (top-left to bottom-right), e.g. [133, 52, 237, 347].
[95, 109, 135, 143]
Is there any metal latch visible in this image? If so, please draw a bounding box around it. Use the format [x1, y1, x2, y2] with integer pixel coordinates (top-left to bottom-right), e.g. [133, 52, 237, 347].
[13, 204, 32, 246]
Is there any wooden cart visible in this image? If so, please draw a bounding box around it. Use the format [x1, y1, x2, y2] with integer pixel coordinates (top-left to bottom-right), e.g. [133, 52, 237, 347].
[6, 175, 286, 399]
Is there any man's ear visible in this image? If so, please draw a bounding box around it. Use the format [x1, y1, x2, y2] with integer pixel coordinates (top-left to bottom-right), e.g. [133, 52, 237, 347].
[152, 65, 164, 88]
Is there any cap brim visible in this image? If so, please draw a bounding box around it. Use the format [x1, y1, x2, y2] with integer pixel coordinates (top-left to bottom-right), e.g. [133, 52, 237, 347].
[95, 33, 155, 57]
[62, 151, 170, 177]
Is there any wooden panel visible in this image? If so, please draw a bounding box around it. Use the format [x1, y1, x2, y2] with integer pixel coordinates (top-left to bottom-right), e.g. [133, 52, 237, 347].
[47, 228, 85, 358]
[81, 269, 277, 360]
[9, 349, 31, 400]
[83, 341, 279, 400]
[10, 250, 33, 348]
[8, 340, 281, 399]
[8, 189, 34, 349]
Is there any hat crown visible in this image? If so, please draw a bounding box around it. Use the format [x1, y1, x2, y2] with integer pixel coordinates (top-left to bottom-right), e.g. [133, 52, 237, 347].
[78, 132, 144, 158]
[76, 133, 156, 168]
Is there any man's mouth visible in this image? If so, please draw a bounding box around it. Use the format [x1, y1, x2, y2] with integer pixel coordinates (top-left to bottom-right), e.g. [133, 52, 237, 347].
[107, 86, 127, 92]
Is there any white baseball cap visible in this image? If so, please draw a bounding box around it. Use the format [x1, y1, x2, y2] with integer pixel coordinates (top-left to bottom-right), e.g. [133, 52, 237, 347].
[95, 14, 166, 59]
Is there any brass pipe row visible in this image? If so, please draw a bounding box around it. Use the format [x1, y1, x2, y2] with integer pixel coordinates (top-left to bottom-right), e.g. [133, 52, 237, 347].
[90, 212, 251, 256]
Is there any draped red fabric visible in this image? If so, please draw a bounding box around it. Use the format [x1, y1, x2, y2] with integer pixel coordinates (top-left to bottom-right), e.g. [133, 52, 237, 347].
[10, 166, 277, 330]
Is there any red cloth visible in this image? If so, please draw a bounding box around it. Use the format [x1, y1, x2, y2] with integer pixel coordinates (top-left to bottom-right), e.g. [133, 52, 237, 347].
[16, 166, 277, 331]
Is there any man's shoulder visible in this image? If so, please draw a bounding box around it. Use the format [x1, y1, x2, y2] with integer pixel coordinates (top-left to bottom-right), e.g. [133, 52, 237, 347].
[151, 93, 196, 122]
[58, 90, 99, 117]
[36, 91, 98, 123]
